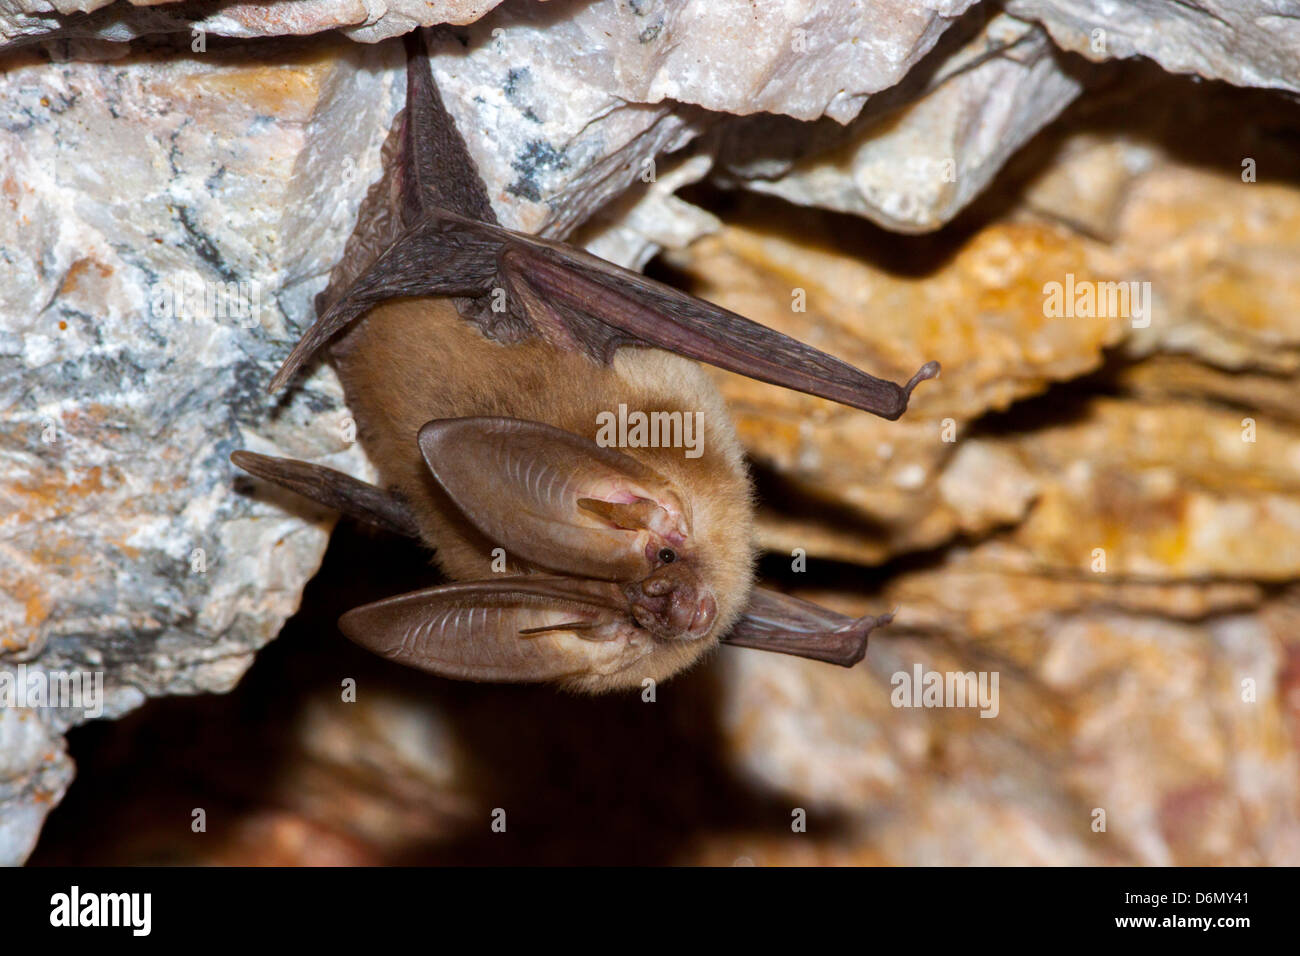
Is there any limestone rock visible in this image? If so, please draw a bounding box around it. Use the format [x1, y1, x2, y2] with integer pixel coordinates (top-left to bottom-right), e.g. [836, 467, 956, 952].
[0, 35, 397, 865]
[450, 0, 981, 124]
[3, 0, 980, 126]
[422, 10, 711, 240]
[0, 0, 506, 48]
[706, 579, 1300, 865]
[995, 397, 1300, 581]
[1007, 0, 1300, 95]
[0, 29, 714, 864]
[715, 13, 1085, 232]
[663, 208, 1126, 561]
[660, 70, 1300, 866]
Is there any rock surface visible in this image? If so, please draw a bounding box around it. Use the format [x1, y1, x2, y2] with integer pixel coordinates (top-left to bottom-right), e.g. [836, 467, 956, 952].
[0, 35, 398, 865]
[675, 72, 1300, 865]
[0, 25, 716, 864]
[2, 0, 980, 124]
[1007, 0, 1300, 95]
[714, 12, 1085, 232]
[1, 0, 507, 47]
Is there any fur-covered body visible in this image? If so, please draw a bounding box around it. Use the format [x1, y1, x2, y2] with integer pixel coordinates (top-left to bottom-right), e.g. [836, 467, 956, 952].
[333, 298, 756, 690]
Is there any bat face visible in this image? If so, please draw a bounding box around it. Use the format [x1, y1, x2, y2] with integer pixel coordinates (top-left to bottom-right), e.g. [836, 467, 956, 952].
[409, 408, 751, 690]
[232, 31, 932, 693]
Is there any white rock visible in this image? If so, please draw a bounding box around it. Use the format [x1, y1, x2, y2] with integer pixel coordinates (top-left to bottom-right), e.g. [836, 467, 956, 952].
[715, 14, 1084, 232]
[0, 26, 726, 863]
[425, 12, 710, 238]
[0, 38, 404, 863]
[4, 0, 979, 125]
[465, 0, 979, 123]
[1007, 0, 1300, 94]
[0, 0, 507, 47]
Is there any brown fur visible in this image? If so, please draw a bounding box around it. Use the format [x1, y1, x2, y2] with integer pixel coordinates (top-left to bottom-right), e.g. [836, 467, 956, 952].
[333, 298, 756, 692]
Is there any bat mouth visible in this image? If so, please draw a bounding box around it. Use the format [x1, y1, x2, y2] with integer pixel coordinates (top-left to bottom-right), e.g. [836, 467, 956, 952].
[689, 593, 717, 634]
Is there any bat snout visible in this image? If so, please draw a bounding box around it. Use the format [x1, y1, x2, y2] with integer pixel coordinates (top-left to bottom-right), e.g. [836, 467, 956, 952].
[625, 566, 717, 641]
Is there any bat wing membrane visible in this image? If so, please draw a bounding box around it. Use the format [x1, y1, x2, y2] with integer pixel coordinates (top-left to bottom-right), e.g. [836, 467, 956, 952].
[498, 238, 940, 420]
[721, 587, 894, 667]
[230, 450, 420, 538]
[269, 32, 938, 420]
[269, 213, 502, 392]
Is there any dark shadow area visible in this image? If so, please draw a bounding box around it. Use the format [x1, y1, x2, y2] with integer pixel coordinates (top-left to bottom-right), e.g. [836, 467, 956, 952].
[30, 519, 859, 866]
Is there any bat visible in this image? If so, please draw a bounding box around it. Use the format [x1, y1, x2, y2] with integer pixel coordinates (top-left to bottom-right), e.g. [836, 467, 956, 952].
[232, 30, 938, 692]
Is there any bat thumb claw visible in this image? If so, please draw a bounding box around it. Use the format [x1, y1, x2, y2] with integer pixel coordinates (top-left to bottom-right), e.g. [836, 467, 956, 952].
[835, 607, 896, 635]
[266, 357, 298, 394]
[903, 361, 941, 398]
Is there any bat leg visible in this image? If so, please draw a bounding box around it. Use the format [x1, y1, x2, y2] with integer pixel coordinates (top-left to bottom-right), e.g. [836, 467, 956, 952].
[231, 450, 420, 539]
[719, 587, 894, 667]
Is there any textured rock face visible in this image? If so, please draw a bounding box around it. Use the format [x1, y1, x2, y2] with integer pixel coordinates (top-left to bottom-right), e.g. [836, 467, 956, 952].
[1006, 0, 1300, 94]
[1, 0, 508, 46]
[674, 77, 1300, 865]
[0, 36, 399, 864]
[715, 12, 1086, 232]
[6, 1, 1300, 866]
[2, 0, 980, 121]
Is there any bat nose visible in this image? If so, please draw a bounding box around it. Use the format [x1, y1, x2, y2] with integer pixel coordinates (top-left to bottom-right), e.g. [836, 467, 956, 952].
[642, 576, 673, 597]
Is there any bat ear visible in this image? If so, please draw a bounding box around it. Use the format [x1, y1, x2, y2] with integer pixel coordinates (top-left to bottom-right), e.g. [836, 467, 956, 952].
[338, 576, 651, 683]
[418, 417, 688, 580]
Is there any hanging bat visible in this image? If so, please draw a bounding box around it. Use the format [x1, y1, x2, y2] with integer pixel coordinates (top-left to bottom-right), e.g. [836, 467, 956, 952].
[232, 30, 938, 693]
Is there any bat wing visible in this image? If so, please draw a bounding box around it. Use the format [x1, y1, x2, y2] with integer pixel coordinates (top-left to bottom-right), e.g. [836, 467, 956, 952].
[495, 234, 940, 419]
[270, 31, 939, 419]
[338, 576, 653, 683]
[231, 450, 419, 538]
[271, 27, 504, 393]
[720, 587, 894, 667]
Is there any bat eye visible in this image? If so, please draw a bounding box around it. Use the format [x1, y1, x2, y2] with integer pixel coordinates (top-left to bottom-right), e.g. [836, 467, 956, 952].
[657, 547, 677, 564]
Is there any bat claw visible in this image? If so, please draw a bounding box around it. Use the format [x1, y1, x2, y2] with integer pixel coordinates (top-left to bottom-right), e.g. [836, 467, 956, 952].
[837, 606, 895, 638]
[903, 361, 941, 398]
